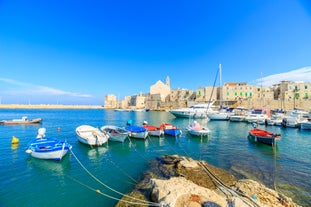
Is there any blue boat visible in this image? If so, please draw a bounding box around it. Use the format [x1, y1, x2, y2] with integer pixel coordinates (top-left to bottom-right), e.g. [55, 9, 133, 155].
[125, 125, 148, 139]
[160, 123, 182, 137]
[26, 128, 72, 161]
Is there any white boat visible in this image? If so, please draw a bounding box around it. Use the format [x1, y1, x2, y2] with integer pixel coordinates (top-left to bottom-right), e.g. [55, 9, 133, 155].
[142, 121, 164, 137]
[186, 121, 210, 137]
[125, 125, 149, 139]
[168, 103, 214, 119]
[26, 128, 72, 161]
[229, 107, 247, 122]
[282, 110, 307, 128]
[244, 109, 269, 124]
[300, 118, 311, 130]
[100, 125, 129, 142]
[207, 108, 231, 120]
[76, 125, 109, 146]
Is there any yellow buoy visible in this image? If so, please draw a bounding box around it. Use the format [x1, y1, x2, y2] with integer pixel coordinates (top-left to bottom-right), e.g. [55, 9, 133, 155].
[12, 136, 19, 144]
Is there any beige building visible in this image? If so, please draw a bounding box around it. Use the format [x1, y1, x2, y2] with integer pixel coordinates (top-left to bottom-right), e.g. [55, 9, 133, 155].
[150, 76, 171, 102]
[196, 86, 217, 102]
[104, 94, 117, 109]
[129, 93, 146, 109]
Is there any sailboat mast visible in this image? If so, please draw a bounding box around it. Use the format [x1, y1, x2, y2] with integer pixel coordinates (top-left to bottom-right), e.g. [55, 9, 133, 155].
[219, 64, 222, 108]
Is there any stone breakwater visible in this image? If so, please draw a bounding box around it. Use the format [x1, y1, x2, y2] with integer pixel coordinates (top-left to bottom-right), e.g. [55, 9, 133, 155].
[115, 155, 300, 207]
[0, 104, 103, 109]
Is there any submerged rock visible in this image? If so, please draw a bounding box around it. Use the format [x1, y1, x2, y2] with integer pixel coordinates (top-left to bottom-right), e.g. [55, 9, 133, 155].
[115, 155, 300, 207]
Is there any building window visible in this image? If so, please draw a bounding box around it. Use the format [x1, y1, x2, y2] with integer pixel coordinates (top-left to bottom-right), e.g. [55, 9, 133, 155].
[305, 93, 308, 99]
[250, 92, 253, 97]
[240, 92, 243, 96]
[245, 92, 248, 97]
[227, 92, 229, 96]
[234, 92, 237, 96]
[257, 88, 260, 92]
[295, 86, 298, 90]
[305, 85, 308, 90]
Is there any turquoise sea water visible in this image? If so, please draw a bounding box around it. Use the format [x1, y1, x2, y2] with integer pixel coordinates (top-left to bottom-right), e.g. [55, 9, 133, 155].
[0, 109, 310, 207]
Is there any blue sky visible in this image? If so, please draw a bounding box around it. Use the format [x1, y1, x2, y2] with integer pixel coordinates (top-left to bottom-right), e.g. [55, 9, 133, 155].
[1, 0, 311, 105]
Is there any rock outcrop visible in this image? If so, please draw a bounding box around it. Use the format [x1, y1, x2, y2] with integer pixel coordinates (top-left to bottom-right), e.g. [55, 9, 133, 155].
[115, 155, 300, 207]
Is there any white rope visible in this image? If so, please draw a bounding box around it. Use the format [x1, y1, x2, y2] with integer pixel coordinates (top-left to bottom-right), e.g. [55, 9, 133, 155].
[70, 148, 160, 206]
[67, 175, 160, 206]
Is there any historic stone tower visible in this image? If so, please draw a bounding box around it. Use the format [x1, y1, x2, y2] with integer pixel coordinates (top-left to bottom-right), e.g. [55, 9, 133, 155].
[166, 76, 170, 88]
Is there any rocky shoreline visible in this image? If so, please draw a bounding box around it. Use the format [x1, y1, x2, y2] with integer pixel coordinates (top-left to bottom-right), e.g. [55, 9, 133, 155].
[115, 155, 300, 207]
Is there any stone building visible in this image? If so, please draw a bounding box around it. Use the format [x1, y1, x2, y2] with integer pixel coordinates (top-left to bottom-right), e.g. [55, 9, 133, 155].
[129, 93, 146, 109]
[196, 86, 217, 102]
[150, 76, 171, 102]
[104, 94, 117, 109]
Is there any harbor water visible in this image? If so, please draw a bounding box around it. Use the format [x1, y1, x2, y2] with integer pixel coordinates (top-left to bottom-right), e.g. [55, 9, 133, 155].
[0, 109, 310, 206]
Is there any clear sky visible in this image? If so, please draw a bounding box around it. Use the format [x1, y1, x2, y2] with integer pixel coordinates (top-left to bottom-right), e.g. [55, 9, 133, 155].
[1, 0, 311, 105]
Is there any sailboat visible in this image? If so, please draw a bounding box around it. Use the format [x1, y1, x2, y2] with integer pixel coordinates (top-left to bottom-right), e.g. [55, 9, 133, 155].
[207, 64, 231, 120]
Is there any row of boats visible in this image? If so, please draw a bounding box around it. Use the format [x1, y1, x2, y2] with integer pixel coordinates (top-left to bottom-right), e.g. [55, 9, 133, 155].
[24, 120, 211, 161]
[169, 104, 311, 130]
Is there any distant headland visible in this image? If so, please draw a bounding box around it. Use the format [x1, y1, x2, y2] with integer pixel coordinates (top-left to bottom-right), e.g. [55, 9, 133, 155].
[0, 104, 103, 109]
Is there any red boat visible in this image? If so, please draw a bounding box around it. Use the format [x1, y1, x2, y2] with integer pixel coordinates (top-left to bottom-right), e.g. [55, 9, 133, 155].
[142, 124, 164, 137]
[248, 128, 281, 146]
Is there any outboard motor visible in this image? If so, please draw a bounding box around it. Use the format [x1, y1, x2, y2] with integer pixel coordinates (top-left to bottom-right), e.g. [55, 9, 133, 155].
[37, 128, 46, 138]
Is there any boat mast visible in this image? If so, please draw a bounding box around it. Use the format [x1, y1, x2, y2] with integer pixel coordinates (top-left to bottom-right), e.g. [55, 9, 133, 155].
[219, 63, 222, 108]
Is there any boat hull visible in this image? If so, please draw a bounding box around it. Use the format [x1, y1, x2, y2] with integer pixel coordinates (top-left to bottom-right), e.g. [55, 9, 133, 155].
[125, 125, 148, 139]
[300, 121, 311, 130]
[207, 113, 229, 121]
[0, 118, 42, 125]
[26, 138, 71, 161]
[248, 129, 280, 146]
[187, 128, 210, 136]
[101, 125, 129, 142]
[76, 125, 109, 146]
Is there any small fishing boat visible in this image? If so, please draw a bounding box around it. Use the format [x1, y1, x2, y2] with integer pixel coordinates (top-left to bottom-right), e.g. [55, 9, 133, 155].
[186, 121, 210, 137]
[76, 125, 109, 146]
[125, 125, 149, 139]
[26, 128, 72, 161]
[160, 123, 182, 137]
[248, 125, 281, 146]
[0, 116, 42, 125]
[142, 121, 164, 137]
[100, 125, 129, 142]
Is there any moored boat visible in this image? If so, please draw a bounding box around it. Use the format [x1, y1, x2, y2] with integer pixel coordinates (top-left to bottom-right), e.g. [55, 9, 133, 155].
[248, 126, 281, 146]
[300, 118, 311, 130]
[160, 123, 182, 137]
[168, 103, 214, 119]
[186, 121, 210, 137]
[0, 116, 42, 124]
[76, 125, 109, 146]
[26, 128, 72, 161]
[142, 121, 164, 137]
[100, 125, 130, 142]
[125, 125, 149, 139]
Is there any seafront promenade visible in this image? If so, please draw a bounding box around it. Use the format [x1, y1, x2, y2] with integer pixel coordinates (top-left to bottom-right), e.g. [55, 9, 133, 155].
[0, 104, 103, 109]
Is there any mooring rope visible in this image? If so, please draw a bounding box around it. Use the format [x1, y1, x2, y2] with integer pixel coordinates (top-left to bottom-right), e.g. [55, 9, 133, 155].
[69, 148, 160, 206]
[127, 137, 149, 161]
[198, 161, 261, 207]
[103, 156, 138, 184]
[66, 175, 160, 206]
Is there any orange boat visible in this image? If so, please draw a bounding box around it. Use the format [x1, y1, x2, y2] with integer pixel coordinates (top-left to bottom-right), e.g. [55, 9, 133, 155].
[0, 116, 42, 125]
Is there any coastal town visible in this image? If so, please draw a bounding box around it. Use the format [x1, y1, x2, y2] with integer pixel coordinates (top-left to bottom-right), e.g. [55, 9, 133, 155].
[104, 76, 311, 112]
